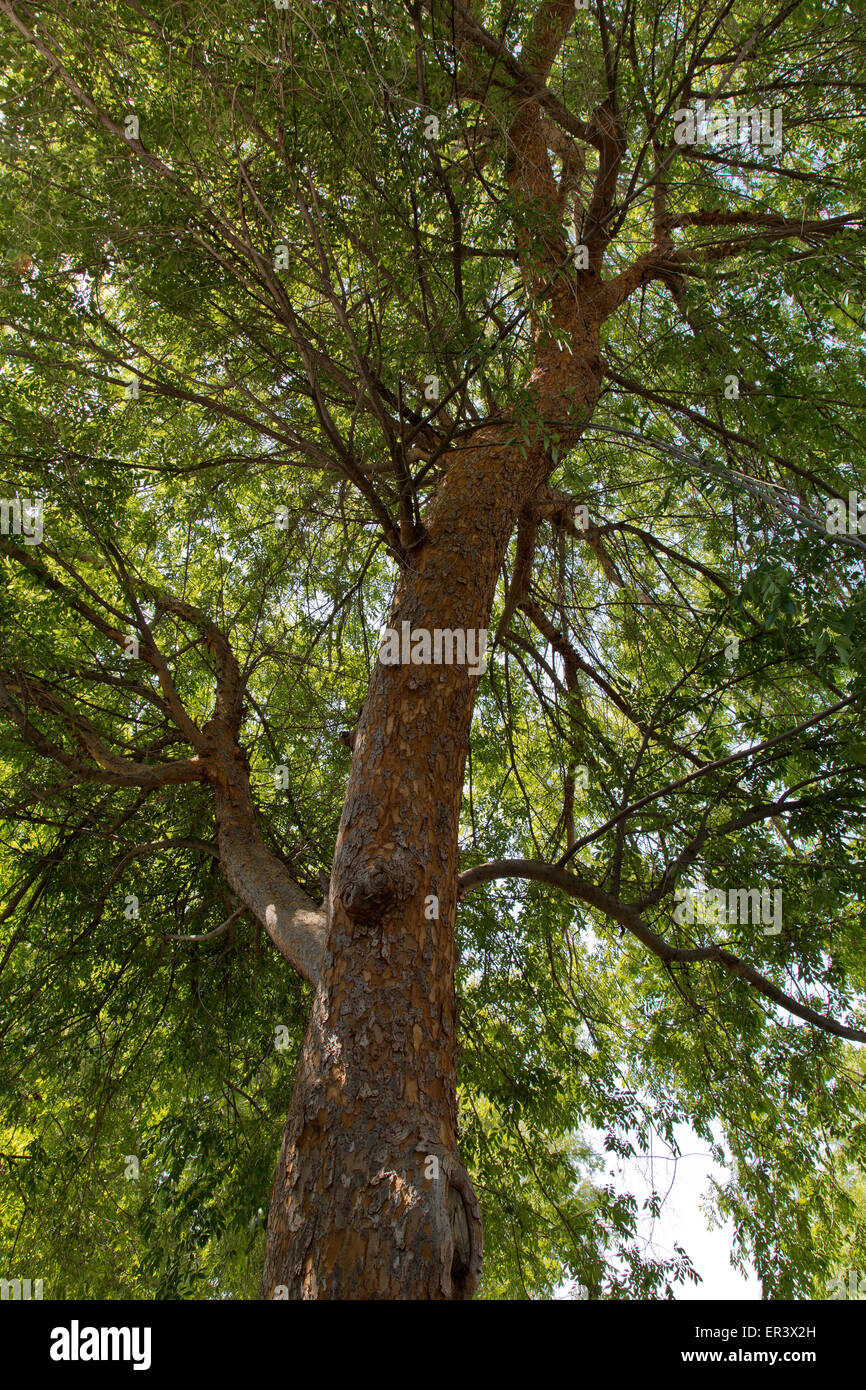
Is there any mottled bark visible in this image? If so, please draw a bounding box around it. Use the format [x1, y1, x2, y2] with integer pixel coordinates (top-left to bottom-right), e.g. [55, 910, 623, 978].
[260, 337, 603, 1298]
[260, 14, 611, 1297]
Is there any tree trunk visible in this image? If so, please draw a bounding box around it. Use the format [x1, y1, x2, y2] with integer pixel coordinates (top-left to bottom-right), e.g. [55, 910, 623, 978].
[261, 344, 602, 1299]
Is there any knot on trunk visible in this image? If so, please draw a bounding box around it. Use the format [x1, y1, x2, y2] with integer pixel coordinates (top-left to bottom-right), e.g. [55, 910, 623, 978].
[436, 1154, 484, 1300]
[447, 1184, 472, 1283]
[340, 860, 404, 924]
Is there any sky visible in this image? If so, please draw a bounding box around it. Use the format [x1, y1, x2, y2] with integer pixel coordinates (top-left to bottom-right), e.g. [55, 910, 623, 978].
[586, 1119, 762, 1300]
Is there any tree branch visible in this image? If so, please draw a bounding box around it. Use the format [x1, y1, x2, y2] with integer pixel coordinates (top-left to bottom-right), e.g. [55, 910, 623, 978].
[458, 859, 866, 1044]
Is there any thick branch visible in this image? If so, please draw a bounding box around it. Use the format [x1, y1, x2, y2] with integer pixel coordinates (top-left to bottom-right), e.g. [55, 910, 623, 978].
[204, 720, 327, 986]
[458, 859, 866, 1044]
[437, 0, 599, 147]
[601, 215, 862, 315]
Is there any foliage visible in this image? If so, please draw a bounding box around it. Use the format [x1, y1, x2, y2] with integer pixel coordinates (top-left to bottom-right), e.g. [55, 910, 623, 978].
[1, 0, 866, 1298]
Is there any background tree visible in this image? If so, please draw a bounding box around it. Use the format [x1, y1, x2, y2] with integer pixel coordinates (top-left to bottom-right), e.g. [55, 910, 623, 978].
[1, 0, 866, 1299]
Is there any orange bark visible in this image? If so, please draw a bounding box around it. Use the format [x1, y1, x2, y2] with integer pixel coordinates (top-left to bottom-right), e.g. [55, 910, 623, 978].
[261, 343, 603, 1297]
[262, 59, 609, 1299]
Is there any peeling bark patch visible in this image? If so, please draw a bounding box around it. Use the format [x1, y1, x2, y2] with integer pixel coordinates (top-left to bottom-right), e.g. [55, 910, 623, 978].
[261, 324, 602, 1297]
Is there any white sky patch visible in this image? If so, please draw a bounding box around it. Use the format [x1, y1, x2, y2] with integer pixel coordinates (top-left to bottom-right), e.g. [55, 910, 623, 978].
[583, 1119, 761, 1300]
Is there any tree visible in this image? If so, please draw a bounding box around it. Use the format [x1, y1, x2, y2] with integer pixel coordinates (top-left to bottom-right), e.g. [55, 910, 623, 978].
[1, 0, 865, 1300]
